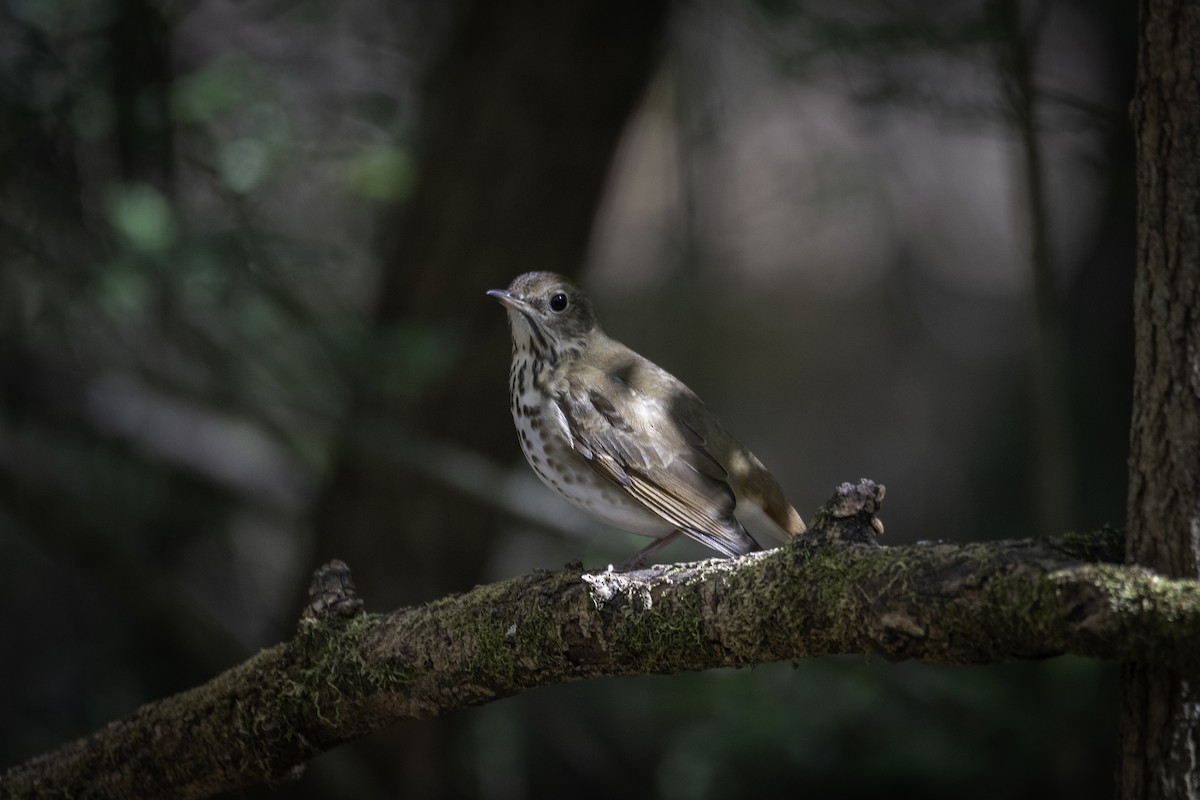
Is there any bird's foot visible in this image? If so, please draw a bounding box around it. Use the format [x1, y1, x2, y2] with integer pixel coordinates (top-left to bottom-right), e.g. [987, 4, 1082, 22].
[614, 529, 684, 571]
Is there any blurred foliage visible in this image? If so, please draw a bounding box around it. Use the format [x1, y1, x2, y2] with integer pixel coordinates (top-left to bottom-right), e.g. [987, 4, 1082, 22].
[342, 145, 415, 201]
[0, 0, 1134, 797]
[454, 658, 1116, 800]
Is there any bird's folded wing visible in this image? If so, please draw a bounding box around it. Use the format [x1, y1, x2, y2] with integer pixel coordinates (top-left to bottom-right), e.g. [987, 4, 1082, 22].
[554, 378, 758, 557]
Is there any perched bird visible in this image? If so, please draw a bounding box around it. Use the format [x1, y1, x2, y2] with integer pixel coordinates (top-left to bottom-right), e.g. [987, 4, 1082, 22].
[488, 272, 805, 565]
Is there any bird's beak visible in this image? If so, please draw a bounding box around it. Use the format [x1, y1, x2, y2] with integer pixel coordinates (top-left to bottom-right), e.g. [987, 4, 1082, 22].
[487, 289, 532, 313]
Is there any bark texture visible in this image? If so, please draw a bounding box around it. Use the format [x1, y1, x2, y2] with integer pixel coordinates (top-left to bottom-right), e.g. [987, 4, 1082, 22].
[1120, 1, 1200, 797]
[4, 501, 1199, 799]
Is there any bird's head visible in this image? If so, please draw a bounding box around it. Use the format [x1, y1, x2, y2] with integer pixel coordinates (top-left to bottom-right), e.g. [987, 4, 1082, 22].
[487, 272, 599, 361]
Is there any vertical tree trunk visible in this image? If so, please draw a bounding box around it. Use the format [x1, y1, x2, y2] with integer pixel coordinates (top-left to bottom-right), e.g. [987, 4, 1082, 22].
[1120, 1, 1200, 797]
[305, 1, 669, 794]
[993, 0, 1077, 538]
[309, 0, 670, 608]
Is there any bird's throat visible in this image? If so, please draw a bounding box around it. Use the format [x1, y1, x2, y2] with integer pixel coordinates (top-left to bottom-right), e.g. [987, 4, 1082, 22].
[510, 312, 557, 366]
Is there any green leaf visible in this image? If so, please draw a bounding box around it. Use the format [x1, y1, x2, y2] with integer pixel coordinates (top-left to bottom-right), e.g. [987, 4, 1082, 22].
[342, 145, 415, 202]
[170, 59, 264, 124]
[106, 184, 177, 254]
[219, 138, 271, 193]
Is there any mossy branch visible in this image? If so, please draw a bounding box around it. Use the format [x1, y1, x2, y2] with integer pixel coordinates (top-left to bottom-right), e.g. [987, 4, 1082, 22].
[3, 482, 1197, 799]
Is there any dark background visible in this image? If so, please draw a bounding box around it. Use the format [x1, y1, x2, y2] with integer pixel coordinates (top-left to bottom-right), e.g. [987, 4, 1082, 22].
[0, 0, 1134, 797]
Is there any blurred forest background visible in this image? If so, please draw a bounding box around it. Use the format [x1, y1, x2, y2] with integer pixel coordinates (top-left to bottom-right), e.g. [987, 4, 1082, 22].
[0, 0, 1135, 797]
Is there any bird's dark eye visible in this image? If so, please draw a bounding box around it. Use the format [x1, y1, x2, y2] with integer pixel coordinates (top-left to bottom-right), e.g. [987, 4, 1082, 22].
[549, 292, 569, 312]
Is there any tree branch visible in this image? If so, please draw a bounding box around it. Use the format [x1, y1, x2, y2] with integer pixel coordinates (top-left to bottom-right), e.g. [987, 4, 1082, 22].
[3, 483, 1197, 799]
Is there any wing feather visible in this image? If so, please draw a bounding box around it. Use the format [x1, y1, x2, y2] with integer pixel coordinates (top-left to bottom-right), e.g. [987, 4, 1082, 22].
[553, 365, 758, 557]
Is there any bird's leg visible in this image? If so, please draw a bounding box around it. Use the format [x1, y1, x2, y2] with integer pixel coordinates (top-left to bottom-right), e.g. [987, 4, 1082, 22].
[615, 530, 684, 571]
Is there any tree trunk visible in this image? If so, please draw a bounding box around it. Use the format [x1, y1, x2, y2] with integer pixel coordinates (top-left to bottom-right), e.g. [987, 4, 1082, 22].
[309, 0, 671, 610]
[1120, 0, 1200, 797]
[303, 0, 670, 794]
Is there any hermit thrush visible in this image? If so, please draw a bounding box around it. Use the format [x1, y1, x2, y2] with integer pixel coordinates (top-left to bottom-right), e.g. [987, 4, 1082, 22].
[488, 272, 805, 564]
